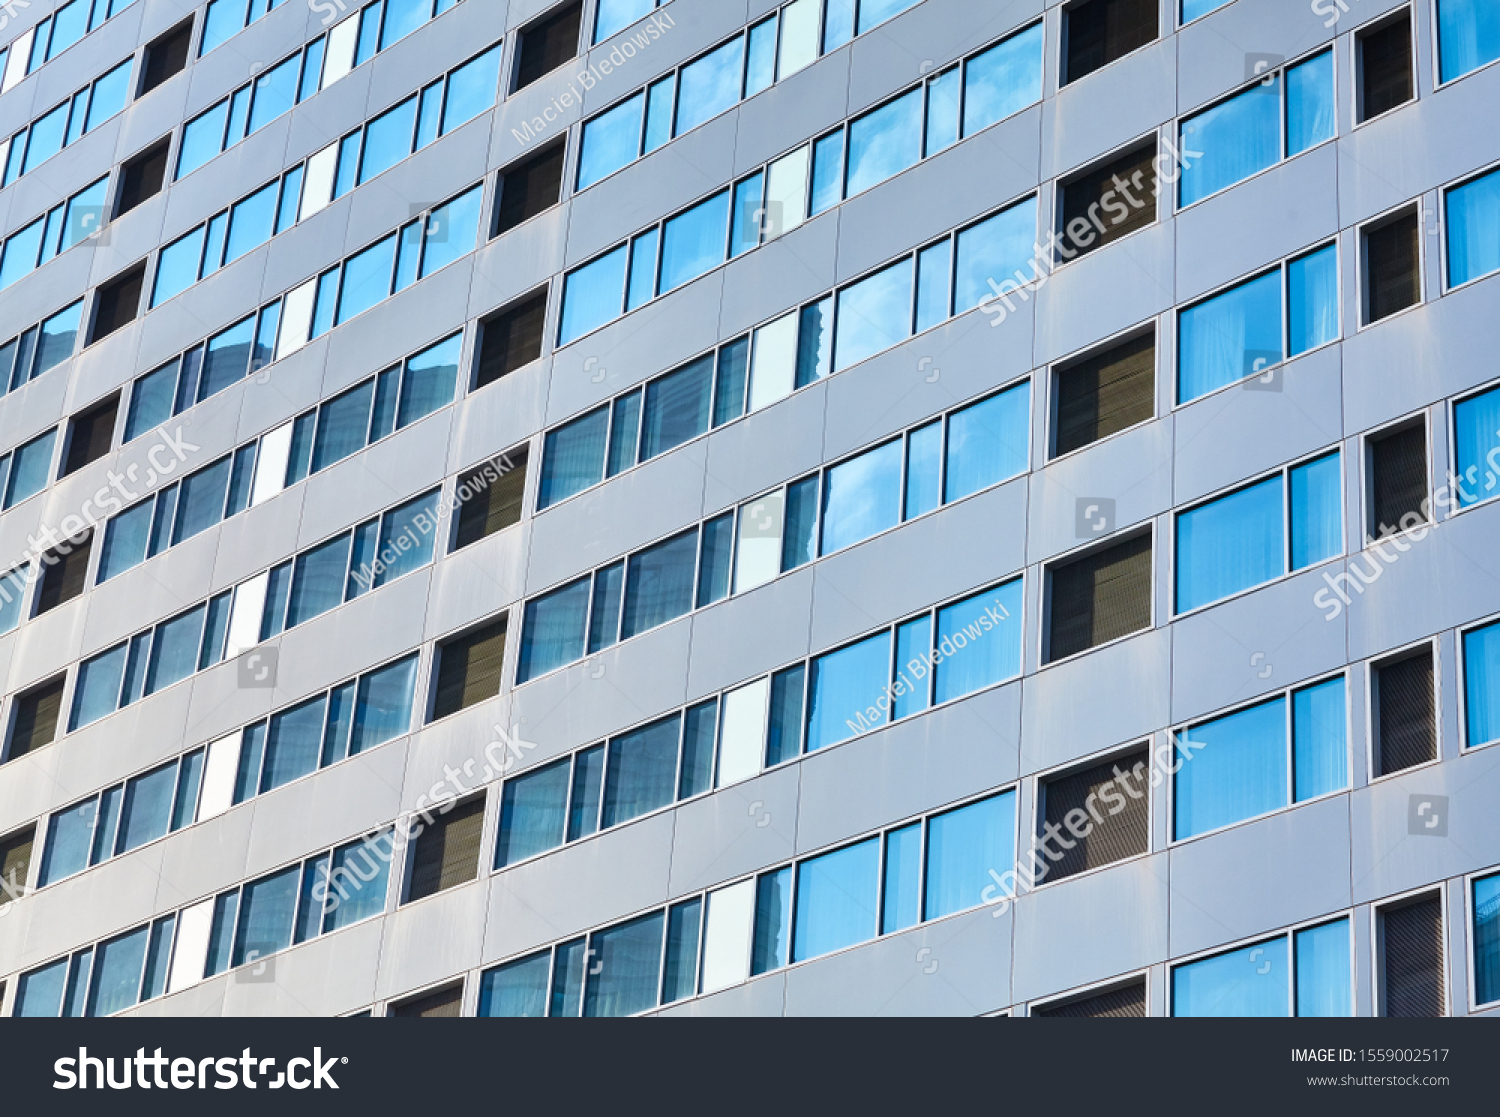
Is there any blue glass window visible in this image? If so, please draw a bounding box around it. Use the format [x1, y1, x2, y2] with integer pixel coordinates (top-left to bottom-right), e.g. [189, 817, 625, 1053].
[810, 130, 845, 215]
[595, 0, 654, 44]
[260, 696, 327, 793]
[602, 715, 679, 828]
[117, 763, 177, 854]
[232, 866, 299, 966]
[5, 430, 56, 508]
[943, 383, 1029, 502]
[583, 911, 663, 1017]
[1179, 78, 1281, 207]
[751, 867, 793, 974]
[86, 927, 148, 1017]
[441, 45, 501, 134]
[153, 229, 206, 306]
[792, 838, 879, 961]
[881, 823, 922, 932]
[1174, 698, 1287, 839]
[497, 760, 570, 866]
[676, 38, 745, 134]
[659, 190, 730, 294]
[144, 605, 206, 696]
[641, 356, 712, 460]
[560, 247, 628, 343]
[1438, 0, 1500, 82]
[1178, 269, 1282, 402]
[1176, 476, 1283, 612]
[924, 792, 1013, 920]
[955, 198, 1035, 314]
[361, 98, 417, 182]
[835, 259, 913, 370]
[323, 834, 391, 930]
[1288, 244, 1338, 355]
[620, 530, 697, 639]
[479, 952, 551, 1017]
[539, 408, 608, 507]
[934, 579, 1023, 703]
[1290, 452, 1341, 569]
[1174, 936, 1288, 1016]
[1292, 677, 1347, 801]
[248, 55, 298, 133]
[40, 799, 97, 886]
[1446, 168, 1500, 288]
[845, 88, 922, 197]
[1286, 51, 1334, 156]
[806, 631, 892, 752]
[71, 644, 126, 729]
[578, 93, 643, 191]
[1464, 620, 1500, 748]
[962, 23, 1043, 136]
[1295, 918, 1351, 1016]
[337, 235, 396, 324]
[518, 577, 590, 682]
[1474, 872, 1500, 1005]
[820, 439, 902, 554]
[419, 186, 482, 277]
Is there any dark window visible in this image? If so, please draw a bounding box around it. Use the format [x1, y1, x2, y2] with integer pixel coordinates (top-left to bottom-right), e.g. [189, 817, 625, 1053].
[115, 139, 171, 218]
[493, 141, 566, 237]
[1373, 647, 1436, 776]
[7, 676, 65, 760]
[474, 291, 547, 390]
[454, 448, 528, 549]
[0, 825, 34, 901]
[1040, 747, 1149, 881]
[1058, 143, 1157, 257]
[406, 794, 485, 902]
[1047, 532, 1153, 662]
[90, 264, 146, 344]
[62, 394, 120, 477]
[1362, 209, 1420, 323]
[1052, 329, 1155, 457]
[1063, 0, 1157, 84]
[1359, 12, 1413, 122]
[1379, 893, 1444, 1017]
[139, 17, 195, 97]
[1033, 978, 1146, 1018]
[431, 619, 508, 721]
[1369, 423, 1427, 538]
[389, 982, 463, 1017]
[514, 1, 582, 91]
[35, 533, 92, 616]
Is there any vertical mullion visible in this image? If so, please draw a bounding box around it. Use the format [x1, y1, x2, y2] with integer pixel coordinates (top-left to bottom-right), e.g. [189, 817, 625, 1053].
[875, 828, 889, 935]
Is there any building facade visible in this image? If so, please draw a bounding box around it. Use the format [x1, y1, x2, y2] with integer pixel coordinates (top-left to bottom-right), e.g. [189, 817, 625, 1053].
[0, 0, 1497, 1017]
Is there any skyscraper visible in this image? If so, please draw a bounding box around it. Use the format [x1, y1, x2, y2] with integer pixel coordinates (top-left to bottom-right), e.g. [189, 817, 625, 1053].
[0, 0, 1498, 1018]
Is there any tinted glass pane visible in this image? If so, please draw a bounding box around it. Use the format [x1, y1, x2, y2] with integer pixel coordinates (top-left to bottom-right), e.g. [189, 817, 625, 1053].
[924, 792, 1013, 920]
[641, 356, 712, 460]
[1178, 269, 1283, 402]
[1447, 167, 1500, 287]
[232, 865, 299, 966]
[934, 578, 1023, 703]
[1290, 452, 1341, 570]
[324, 833, 391, 930]
[675, 38, 744, 134]
[943, 383, 1029, 502]
[518, 578, 590, 682]
[560, 247, 627, 343]
[117, 763, 176, 853]
[1174, 698, 1288, 839]
[806, 631, 891, 751]
[1293, 677, 1347, 802]
[497, 759, 569, 866]
[1179, 79, 1281, 206]
[963, 23, 1043, 135]
[1176, 476, 1284, 612]
[1175, 937, 1288, 1016]
[881, 822, 922, 933]
[1464, 621, 1500, 748]
[583, 911, 664, 1017]
[260, 696, 327, 792]
[479, 952, 550, 1016]
[578, 93, 643, 190]
[286, 534, 351, 625]
[834, 259, 912, 370]
[621, 530, 697, 638]
[1455, 385, 1500, 509]
[659, 190, 730, 293]
[820, 439, 902, 554]
[1286, 50, 1334, 155]
[441, 45, 501, 134]
[846, 88, 921, 196]
[1288, 244, 1338, 355]
[602, 715, 680, 828]
[336, 235, 396, 323]
[956, 199, 1035, 313]
[792, 838, 879, 961]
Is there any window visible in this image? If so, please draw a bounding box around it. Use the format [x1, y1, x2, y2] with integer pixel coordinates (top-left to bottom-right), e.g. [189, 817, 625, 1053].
[1464, 620, 1500, 749]
[390, 983, 463, 1017]
[2, 59, 132, 187]
[1373, 646, 1436, 776]
[1361, 207, 1421, 323]
[115, 139, 170, 218]
[0, 568, 27, 635]
[474, 291, 547, 389]
[793, 839, 880, 962]
[1378, 893, 1445, 1016]
[593, 0, 661, 44]
[1473, 871, 1500, 1005]
[16, 911, 176, 1017]
[1052, 329, 1154, 457]
[1046, 532, 1152, 662]
[1058, 142, 1157, 256]
[493, 143, 566, 237]
[62, 395, 118, 477]
[453, 449, 528, 549]
[1437, 0, 1500, 82]
[1174, 676, 1347, 840]
[1177, 242, 1337, 402]
[90, 263, 145, 344]
[1062, 0, 1157, 84]
[0, 305, 81, 392]
[1446, 167, 1500, 289]
[0, 824, 34, 902]
[3, 428, 59, 509]
[1367, 421, 1428, 539]
[1178, 50, 1333, 207]
[1175, 451, 1341, 612]
[406, 794, 485, 902]
[514, 2, 581, 91]
[139, 16, 192, 96]
[35, 533, 92, 615]
[1357, 11, 1413, 122]
[430, 619, 507, 721]
[1173, 918, 1351, 1015]
[1041, 747, 1149, 880]
[1033, 978, 1146, 1017]
[8, 676, 65, 760]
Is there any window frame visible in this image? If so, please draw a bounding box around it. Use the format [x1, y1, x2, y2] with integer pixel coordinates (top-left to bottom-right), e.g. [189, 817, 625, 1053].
[1028, 740, 1155, 893]
[1046, 322, 1158, 463]
[1356, 199, 1426, 328]
[1431, 0, 1500, 87]
[1372, 885, 1449, 1017]
[1038, 522, 1156, 669]
[1365, 636, 1442, 783]
[1172, 237, 1342, 407]
[1169, 443, 1345, 618]
[1028, 971, 1150, 1016]
[1439, 158, 1500, 293]
[1361, 409, 1432, 544]
[1464, 864, 1500, 1011]
[1458, 611, 1500, 752]
[1351, 4, 1418, 129]
[1168, 911, 1356, 1017]
[1173, 43, 1339, 212]
[1166, 667, 1352, 845]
